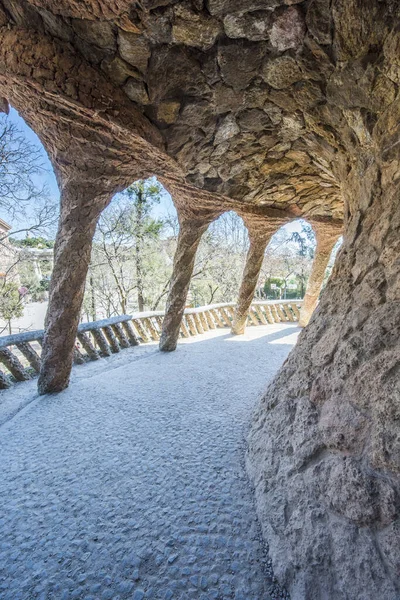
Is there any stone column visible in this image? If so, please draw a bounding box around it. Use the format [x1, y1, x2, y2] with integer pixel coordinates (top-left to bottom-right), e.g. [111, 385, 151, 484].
[33, 255, 42, 281]
[159, 208, 220, 352]
[298, 223, 341, 327]
[231, 219, 284, 335]
[37, 181, 112, 394]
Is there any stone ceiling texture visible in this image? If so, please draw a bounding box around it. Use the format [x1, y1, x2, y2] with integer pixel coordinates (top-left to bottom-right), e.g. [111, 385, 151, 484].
[0, 0, 379, 223]
[1, 2, 400, 599]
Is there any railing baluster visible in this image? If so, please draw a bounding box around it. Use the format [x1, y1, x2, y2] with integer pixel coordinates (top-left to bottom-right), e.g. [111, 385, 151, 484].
[254, 305, 267, 325]
[77, 332, 100, 361]
[103, 326, 120, 353]
[154, 315, 164, 330]
[122, 321, 139, 346]
[269, 304, 280, 322]
[210, 309, 224, 328]
[91, 328, 112, 357]
[112, 323, 130, 348]
[219, 307, 232, 326]
[282, 304, 294, 321]
[290, 303, 300, 321]
[143, 317, 159, 341]
[261, 304, 274, 324]
[0, 348, 31, 381]
[131, 319, 150, 343]
[225, 305, 235, 319]
[205, 310, 216, 329]
[179, 318, 190, 338]
[199, 311, 209, 332]
[73, 347, 86, 364]
[248, 308, 259, 326]
[16, 342, 41, 373]
[193, 313, 204, 334]
[185, 314, 198, 336]
[276, 304, 288, 322]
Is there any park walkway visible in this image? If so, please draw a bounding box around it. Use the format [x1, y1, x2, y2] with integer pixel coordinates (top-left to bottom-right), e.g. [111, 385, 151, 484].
[0, 323, 299, 600]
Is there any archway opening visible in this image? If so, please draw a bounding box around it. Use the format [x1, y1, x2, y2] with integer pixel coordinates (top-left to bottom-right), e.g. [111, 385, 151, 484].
[262, 219, 342, 302]
[188, 210, 249, 307]
[0, 106, 59, 334]
[83, 177, 179, 321]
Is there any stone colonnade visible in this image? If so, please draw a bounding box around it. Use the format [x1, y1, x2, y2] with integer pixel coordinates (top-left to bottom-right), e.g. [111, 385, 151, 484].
[0, 26, 175, 394]
[0, 24, 343, 393]
[160, 205, 340, 350]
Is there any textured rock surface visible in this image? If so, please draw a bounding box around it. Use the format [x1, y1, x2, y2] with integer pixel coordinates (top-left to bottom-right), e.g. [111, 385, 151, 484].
[159, 206, 222, 352]
[247, 97, 400, 600]
[0, 0, 346, 221]
[0, 0, 400, 595]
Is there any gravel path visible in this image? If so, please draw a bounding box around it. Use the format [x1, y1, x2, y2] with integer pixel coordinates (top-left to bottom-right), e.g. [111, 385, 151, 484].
[0, 324, 299, 600]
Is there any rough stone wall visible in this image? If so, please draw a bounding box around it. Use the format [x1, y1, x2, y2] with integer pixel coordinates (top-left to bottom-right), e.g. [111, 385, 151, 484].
[247, 111, 400, 599]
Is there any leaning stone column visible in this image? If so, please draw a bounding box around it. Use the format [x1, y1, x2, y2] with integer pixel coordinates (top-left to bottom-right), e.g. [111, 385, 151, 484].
[159, 208, 221, 351]
[298, 223, 341, 327]
[231, 219, 285, 335]
[38, 181, 113, 394]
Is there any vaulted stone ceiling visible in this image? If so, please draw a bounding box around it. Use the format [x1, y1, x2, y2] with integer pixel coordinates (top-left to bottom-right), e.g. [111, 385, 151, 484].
[0, 0, 376, 222]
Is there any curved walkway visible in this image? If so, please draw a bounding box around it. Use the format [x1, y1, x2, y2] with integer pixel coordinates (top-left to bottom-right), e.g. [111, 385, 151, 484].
[0, 324, 299, 600]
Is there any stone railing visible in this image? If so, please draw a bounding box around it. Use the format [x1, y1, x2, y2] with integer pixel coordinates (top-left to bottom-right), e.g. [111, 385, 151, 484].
[0, 300, 302, 389]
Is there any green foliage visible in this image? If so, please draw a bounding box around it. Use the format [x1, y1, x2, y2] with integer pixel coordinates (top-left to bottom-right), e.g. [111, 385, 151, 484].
[264, 277, 284, 295]
[0, 281, 24, 324]
[10, 236, 54, 249]
[16, 259, 51, 301]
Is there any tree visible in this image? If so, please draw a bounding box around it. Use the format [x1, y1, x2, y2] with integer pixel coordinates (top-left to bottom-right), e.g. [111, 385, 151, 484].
[0, 114, 58, 248]
[0, 280, 24, 334]
[0, 114, 47, 216]
[189, 212, 249, 306]
[86, 179, 165, 317]
[10, 236, 54, 249]
[261, 222, 316, 299]
[0, 114, 57, 324]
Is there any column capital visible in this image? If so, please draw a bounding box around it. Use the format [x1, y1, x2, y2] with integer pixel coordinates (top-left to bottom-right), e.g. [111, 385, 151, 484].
[310, 220, 343, 249]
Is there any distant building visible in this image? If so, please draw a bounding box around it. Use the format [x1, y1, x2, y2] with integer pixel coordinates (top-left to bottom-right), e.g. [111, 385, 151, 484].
[0, 217, 11, 239]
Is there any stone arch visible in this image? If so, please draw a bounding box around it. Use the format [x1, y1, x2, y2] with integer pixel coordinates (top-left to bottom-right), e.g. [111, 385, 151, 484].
[231, 213, 300, 335]
[191, 209, 249, 306]
[84, 176, 178, 318]
[260, 217, 315, 301]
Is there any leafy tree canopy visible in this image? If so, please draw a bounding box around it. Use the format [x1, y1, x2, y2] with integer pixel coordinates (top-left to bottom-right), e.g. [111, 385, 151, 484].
[10, 236, 54, 249]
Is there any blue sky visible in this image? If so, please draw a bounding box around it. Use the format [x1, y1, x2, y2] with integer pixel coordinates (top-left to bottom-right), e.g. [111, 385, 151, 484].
[1, 106, 303, 236]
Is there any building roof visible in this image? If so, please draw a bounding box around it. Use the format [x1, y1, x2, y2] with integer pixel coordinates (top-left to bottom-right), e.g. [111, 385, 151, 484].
[0, 218, 11, 232]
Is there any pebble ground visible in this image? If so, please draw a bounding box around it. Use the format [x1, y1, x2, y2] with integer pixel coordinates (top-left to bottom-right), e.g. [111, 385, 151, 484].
[0, 324, 299, 600]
